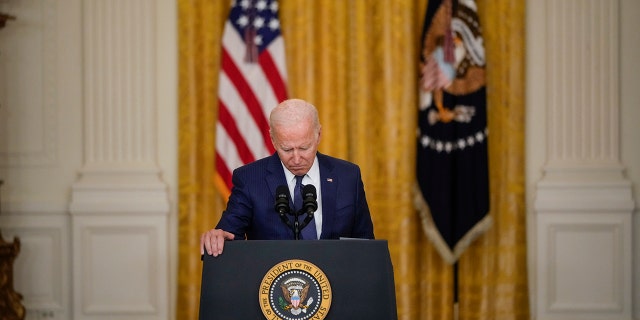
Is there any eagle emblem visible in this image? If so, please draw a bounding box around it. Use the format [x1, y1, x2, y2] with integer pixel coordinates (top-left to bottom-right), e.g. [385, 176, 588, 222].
[419, 0, 486, 126]
[259, 259, 331, 319]
[279, 277, 315, 315]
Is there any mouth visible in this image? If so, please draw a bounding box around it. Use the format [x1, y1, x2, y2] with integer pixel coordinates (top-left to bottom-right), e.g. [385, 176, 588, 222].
[289, 166, 306, 174]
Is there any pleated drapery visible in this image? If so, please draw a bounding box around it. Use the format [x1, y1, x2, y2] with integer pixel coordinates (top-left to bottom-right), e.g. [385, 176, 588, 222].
[177, 1, 528, 319]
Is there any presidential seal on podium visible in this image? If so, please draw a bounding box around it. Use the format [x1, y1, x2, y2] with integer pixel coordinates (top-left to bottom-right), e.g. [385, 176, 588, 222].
[259, 259, 332, 320]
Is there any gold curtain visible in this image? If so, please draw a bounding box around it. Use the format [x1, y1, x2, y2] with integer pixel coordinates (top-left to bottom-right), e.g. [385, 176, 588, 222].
[177, 0, 528, 319]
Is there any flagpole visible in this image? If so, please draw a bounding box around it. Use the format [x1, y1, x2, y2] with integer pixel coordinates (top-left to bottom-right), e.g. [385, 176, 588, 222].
[453, 262, 459, 320]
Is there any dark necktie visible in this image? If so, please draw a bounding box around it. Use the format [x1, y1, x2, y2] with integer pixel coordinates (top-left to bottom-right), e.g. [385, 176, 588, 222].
[295, 175, 317, 240]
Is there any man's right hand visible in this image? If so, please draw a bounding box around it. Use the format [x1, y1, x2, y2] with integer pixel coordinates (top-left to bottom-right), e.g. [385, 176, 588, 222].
[200, 229, 235, 257]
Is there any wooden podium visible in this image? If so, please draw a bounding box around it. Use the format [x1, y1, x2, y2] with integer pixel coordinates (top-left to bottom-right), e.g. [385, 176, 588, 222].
[199, 240, 397, 319]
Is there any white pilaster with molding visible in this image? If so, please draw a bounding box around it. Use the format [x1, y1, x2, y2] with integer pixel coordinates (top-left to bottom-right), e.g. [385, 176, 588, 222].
[69, 1, 169, 319]
[529, 0, 635, 319]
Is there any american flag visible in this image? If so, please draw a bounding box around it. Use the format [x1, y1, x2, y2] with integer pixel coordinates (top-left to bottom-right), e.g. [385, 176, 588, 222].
[215, 0, 288, 198]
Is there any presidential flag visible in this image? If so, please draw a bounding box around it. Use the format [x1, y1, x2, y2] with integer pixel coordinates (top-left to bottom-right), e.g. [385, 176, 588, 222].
[215, 0, 288, 198]
[415, 0, 491, 264]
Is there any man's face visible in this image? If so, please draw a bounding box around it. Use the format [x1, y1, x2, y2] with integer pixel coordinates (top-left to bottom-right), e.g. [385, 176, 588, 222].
[271, 121, 321, 176]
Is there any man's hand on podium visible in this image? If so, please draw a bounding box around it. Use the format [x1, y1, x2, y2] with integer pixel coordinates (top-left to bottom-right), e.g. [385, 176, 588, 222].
[200, 229, 235, 257]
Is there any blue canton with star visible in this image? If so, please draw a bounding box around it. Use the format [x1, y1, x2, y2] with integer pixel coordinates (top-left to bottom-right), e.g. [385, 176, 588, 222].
[229, 0, 282, 54]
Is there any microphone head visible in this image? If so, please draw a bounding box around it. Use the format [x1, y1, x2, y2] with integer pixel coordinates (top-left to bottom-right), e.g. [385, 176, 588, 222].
[276, 185, 290, 199]
[302, 184, 316, 199]
[302, 184, 318, 213]
[274, 185, 291, 214]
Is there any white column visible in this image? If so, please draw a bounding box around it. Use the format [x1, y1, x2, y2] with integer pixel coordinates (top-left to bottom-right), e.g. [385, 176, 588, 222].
[69, 1, 169, 319]
[530, 0, 634, 319]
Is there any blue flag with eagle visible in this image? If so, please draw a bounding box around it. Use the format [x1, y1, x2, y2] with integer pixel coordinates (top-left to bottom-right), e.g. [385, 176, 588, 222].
[415, 0, 491, 264]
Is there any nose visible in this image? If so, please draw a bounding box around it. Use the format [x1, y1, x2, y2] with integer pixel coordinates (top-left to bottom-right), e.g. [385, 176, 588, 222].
[292, 150, 302, 163]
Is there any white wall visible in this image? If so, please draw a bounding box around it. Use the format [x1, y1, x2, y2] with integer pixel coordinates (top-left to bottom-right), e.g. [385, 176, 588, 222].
[0, 0, 177, 319]
[1, 0, 82, 318]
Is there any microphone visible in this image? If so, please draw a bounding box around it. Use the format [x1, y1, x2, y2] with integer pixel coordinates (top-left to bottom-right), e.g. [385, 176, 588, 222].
[274, 185, 291, 214]
[302, 184, 318, 214]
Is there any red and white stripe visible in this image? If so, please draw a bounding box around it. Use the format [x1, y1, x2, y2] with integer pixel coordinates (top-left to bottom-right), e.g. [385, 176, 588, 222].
[215, 17, 288, 197]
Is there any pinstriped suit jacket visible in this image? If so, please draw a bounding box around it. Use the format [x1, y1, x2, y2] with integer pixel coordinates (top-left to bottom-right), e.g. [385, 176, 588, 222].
[215, 152, 375, 240]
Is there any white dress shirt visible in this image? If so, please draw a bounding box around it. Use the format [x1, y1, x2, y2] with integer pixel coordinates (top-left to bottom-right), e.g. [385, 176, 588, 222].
[282, 156, 322, 239]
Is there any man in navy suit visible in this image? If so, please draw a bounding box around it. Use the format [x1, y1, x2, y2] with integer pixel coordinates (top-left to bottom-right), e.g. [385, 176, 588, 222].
[201, 99, 374, 257]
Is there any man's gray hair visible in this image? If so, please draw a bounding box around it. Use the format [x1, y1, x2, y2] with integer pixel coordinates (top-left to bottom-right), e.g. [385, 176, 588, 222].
[269, 99, 321, 138]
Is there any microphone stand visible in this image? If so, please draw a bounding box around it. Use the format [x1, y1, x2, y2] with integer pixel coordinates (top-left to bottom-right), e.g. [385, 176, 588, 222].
[275, 184, 315, 240]
[277, 210, 292, 230]
[301, 211, 314, 228]
[293, 209, 301, 240]
[293, 209, 316, 240]
[275, 202, 305, 240]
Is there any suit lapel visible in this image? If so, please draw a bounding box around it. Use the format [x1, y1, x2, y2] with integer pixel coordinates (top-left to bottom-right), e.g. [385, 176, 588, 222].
[318, 153, 336, 239]
[265, 153, 287, 197]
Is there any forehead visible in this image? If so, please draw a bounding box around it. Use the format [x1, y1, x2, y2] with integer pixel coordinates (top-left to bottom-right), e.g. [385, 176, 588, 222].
[273, 124, 317, 146]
